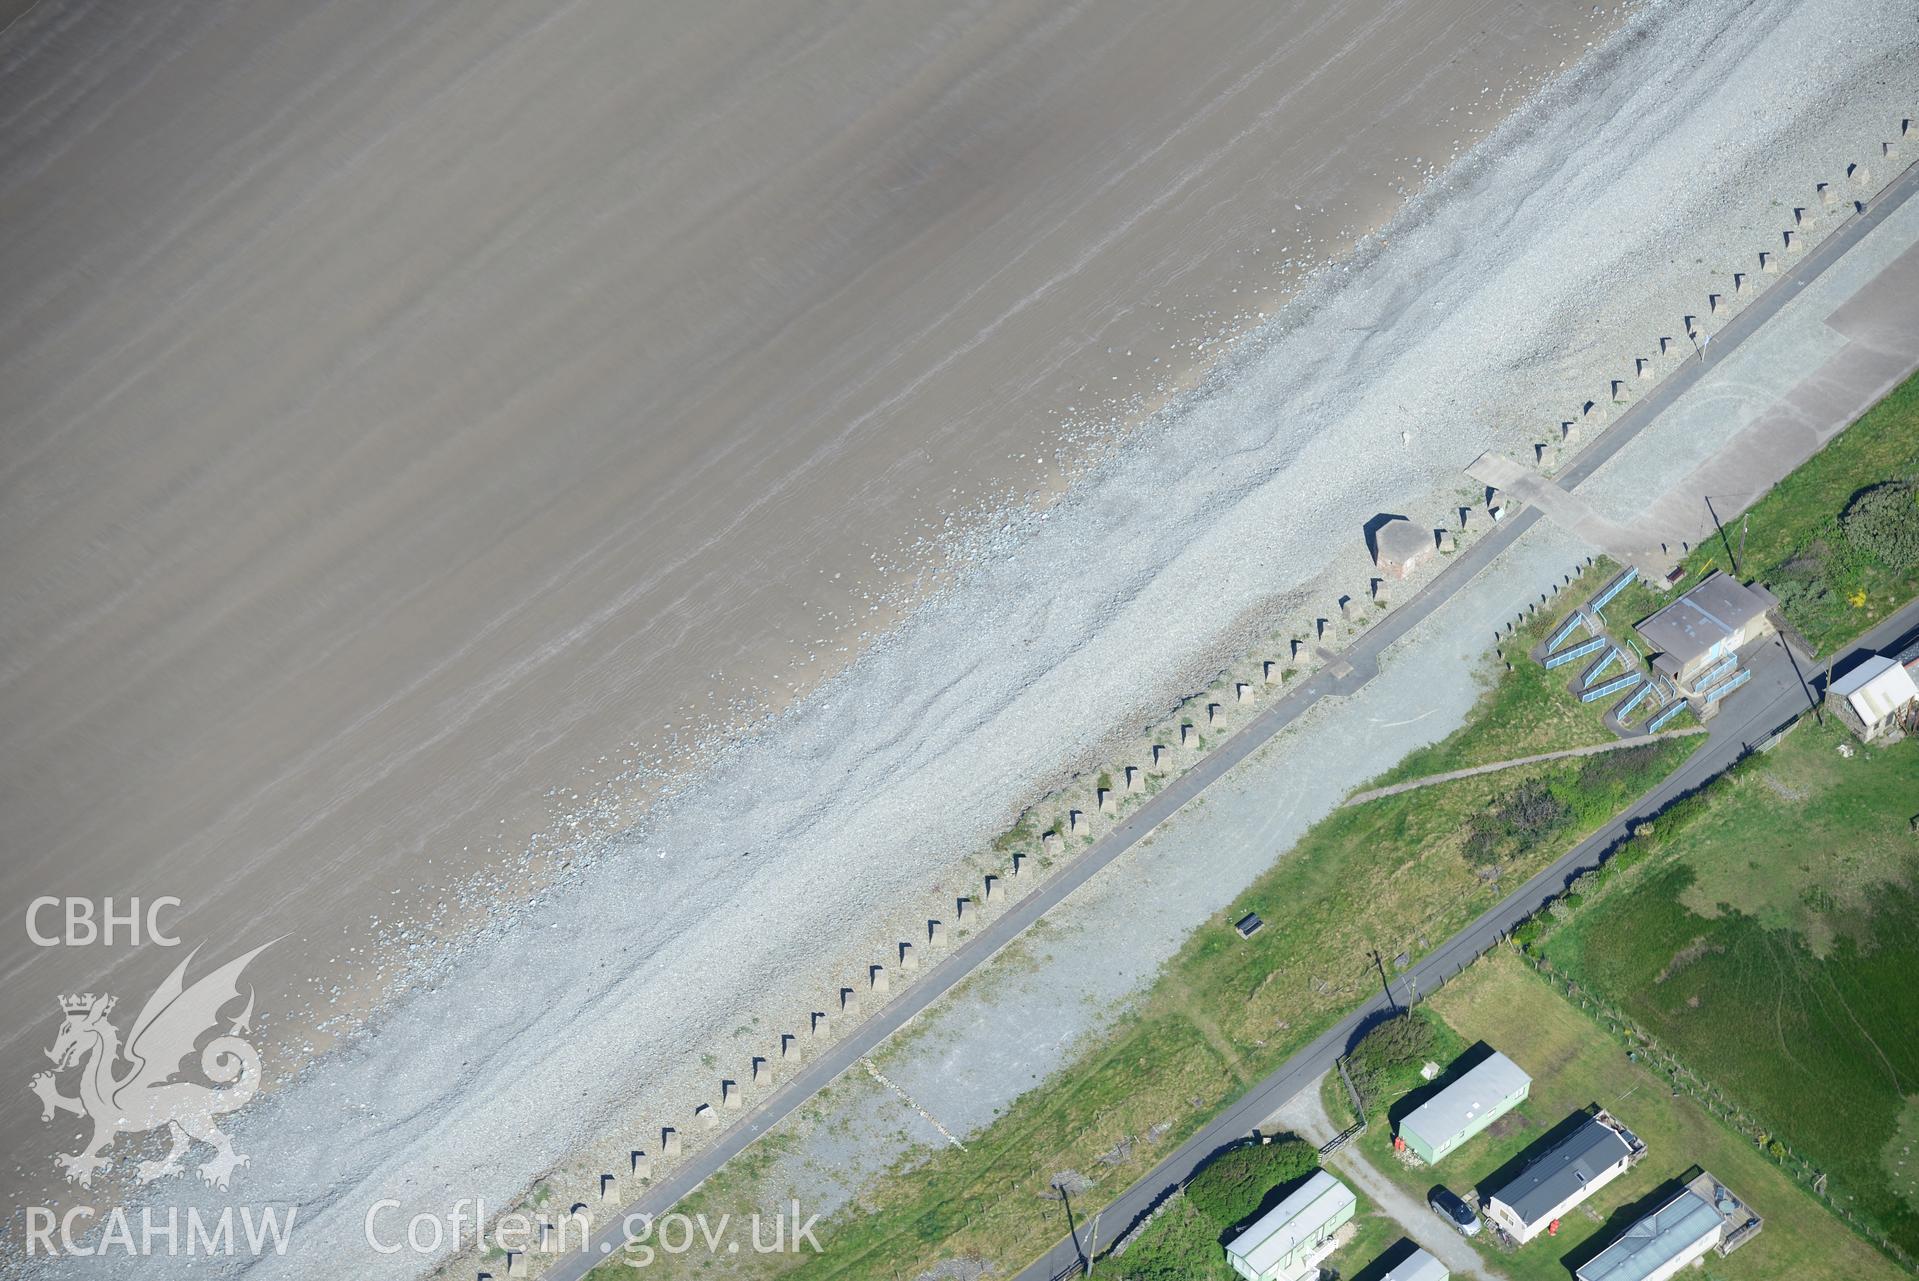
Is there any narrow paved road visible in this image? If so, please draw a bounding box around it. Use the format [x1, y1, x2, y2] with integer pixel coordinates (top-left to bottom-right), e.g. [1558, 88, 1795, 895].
[1017, 597, 1919, 1281]
[544, 158, 1919, 1281]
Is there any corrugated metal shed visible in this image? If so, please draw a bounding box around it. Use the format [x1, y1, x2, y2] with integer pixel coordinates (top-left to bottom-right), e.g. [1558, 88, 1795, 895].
[1832, 654, 1919, 726]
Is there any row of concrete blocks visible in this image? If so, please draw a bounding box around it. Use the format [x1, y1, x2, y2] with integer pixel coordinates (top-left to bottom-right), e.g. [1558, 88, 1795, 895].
[1535, 120, 1913, 469]
[483, 1162, 640, 1275]
[1493, 558, 1599, 644]
[508, 116, 1901, 1251]
[631, 121, 1919, 1209]
[661, 633, 1320, 1193]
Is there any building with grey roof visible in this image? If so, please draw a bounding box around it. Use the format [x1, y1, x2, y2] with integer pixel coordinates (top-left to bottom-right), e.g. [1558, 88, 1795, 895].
[1485, 1112, 1641, 1243]
[1378, 1246, 1449, 1281]
[1396, 1050, 1531, 1164]
[1574, 1188, 1722, 1281]
[1633, 572, 1775, 688]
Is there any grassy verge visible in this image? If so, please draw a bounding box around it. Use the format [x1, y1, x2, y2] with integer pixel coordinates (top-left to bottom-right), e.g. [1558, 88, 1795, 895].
[1369, 572, 1622, 787]
[1540, 716, 1919, 1262]
[595, 730, 1697, 1280]
[1602, 368, 1919, 654]
[1349, 947, 1908, 1281]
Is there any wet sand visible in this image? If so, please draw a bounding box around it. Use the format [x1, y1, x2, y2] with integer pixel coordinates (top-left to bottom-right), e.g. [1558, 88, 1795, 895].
[0, 0, 1617, 1194]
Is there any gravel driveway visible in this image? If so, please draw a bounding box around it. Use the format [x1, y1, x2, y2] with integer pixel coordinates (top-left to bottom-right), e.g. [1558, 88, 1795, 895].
[1266, 1076, 1511, 1281]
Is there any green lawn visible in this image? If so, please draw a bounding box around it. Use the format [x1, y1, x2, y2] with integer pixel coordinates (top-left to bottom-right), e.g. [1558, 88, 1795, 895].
[1542, 717, 1919, 1263]
[1355, 948, 1909, 1281]
[594, 736, 1696, 1281]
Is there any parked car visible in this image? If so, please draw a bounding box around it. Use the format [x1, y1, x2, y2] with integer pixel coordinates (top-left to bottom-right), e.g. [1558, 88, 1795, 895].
[1429, 1186, 1481, 1237]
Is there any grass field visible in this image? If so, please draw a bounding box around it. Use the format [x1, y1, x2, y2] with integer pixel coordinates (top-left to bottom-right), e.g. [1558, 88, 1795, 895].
[1349, 948, 1908, 1281]
[1600, 369, 1919, 656]
[593, 728, 1697, 1280]
[1542, 716, 1919, 1262]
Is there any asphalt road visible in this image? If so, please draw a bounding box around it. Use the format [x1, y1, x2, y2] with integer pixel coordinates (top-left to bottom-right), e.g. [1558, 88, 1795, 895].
[1019, 598, 1919, 1281]
[541, 157, 1919, 1281]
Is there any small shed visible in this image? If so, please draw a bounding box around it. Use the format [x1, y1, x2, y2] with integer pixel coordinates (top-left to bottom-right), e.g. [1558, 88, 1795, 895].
[1396, 1050, 1531, 1164]
[1486, 1112, 1639, 1243]
[1234, 912, 1265, 940]
[1829, 654, 1919, 742]
[1224, 1170, 1356, 1281]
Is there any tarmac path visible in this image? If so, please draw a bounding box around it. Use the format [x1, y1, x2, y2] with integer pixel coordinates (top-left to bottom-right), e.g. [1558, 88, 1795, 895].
[1340, 728, 1709, 808]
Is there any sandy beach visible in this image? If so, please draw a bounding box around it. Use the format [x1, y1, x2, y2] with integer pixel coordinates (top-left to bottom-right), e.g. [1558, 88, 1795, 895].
[3, 0, 1915, 1274]
[1, 0, 1618, 1225]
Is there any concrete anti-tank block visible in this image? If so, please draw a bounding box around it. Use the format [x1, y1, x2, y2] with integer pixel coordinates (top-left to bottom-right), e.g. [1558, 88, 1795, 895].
[1097, 786, 1114, 813]
[632, 1148, 652, 1178]
[662, 1127, 681, 1155]
[869, 964, 888, 992]
[697, 1103, 718, 1128]
[781, 1033, 800, 1060]
[753, 1058, 772, 1087]
[1124, 765, 1143, 792]
[721, 1080, 741, 1109]
[984, 874, 1004, 904]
